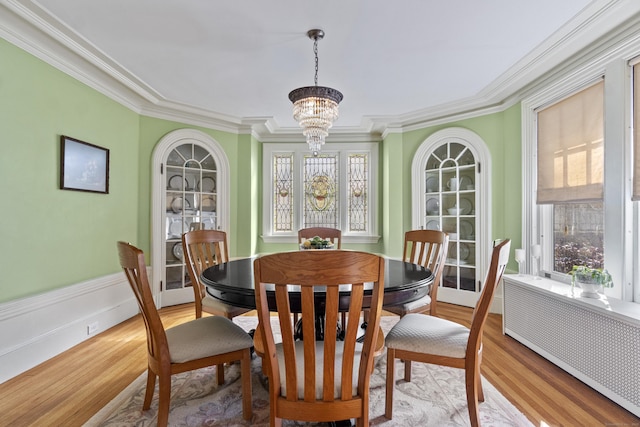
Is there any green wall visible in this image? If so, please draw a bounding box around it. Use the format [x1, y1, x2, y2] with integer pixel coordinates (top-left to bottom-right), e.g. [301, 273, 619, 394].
[0, 38, 140, 302]
[137, 117, 240, 255]
[0, 36, 523, 304]
[383, 133, 405, 257]
[395, 106, 523, 268]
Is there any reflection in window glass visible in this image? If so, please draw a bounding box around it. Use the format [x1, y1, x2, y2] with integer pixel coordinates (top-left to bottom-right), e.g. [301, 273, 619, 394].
[193, 145, 208, 162]
[553, 202, 604, 273]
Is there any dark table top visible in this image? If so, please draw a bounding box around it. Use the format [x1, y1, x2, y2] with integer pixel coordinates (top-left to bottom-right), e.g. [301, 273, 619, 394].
[201, 255, 433, 311]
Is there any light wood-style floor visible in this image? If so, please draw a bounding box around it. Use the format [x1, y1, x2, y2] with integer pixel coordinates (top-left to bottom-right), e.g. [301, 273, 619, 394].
[1, 302, 638, 426]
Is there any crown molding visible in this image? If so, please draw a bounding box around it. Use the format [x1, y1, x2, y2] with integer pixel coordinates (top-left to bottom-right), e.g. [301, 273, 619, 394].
[2, 0, 640, 142]
[0, 1, 159, 112]
[139, 100, 245, 134]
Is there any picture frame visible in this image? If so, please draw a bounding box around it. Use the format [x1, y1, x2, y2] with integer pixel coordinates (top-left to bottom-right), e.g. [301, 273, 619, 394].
[60, 135, 109, 194]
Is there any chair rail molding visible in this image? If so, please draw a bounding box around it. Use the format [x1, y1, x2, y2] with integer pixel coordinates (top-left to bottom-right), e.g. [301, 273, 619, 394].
[0, 272, 139, 384]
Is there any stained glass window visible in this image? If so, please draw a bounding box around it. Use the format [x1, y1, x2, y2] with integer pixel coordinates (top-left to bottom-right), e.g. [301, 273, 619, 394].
[273, 154, 293, 231]
[262, 143, 378, 242]
[303, 154, 339, 228]
[348, 154, 367, 231]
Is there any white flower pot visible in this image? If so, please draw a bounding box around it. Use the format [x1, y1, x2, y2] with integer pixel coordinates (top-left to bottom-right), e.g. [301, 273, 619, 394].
[577, 281, 602, 298]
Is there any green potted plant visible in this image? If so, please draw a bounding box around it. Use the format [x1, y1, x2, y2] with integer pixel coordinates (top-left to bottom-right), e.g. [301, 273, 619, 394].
[570, 265, 613, 298]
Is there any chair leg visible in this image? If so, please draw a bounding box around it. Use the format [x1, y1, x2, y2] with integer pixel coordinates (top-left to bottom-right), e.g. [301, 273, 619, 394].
[241, 349, 253, 420]
[465, 365, 481, 427]
[157, 373, 172, 427]
[385, 348, 396, 419]
[476, 355, 485, 402]
[143, 368, 156, 410]
[216, 363, 224, 385]
[362, 391, 369, 427]
[476, 363, 485, 402]
[403, 360, 412, 382]
[267, 363, 281, 427]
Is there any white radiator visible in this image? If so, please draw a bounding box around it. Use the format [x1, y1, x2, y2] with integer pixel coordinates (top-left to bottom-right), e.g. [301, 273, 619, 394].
[503, 276, 640, 417]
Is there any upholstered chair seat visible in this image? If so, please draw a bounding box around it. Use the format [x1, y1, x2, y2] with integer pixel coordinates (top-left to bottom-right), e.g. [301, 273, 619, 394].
[275, 341, 364, 399]
[386, 312, 470, 359]
[166, 315, 253, 363]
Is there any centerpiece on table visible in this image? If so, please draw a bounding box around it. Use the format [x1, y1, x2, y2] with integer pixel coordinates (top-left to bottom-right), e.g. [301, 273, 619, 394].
[300, 236, 334, 250]
[570, 265, 613, 298]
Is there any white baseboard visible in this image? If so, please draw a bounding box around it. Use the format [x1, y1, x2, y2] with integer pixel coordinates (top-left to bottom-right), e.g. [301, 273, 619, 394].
[437, 284, 504, 314]
[0, 271, 140, 384]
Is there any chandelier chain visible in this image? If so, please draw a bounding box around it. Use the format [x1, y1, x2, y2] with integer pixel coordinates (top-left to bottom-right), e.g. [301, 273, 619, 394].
[313, 38, 319, 86]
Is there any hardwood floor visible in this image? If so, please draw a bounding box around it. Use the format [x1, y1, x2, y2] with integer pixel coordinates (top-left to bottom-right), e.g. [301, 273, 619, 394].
[0, 302, 638, 426]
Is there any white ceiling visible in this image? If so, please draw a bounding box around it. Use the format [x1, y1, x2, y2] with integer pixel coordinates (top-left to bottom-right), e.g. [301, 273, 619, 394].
[2, 1, 640, 136]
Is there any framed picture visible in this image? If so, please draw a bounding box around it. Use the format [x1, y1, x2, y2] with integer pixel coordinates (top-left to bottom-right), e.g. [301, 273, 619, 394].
[60, 135, 109, 194]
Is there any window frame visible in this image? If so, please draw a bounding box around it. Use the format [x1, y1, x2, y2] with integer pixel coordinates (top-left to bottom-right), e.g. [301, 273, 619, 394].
[261, 142, 379, 244]
[522, 56, 636, 302]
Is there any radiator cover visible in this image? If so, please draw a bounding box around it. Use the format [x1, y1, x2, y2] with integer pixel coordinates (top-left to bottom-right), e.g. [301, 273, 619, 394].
[503, 276, 640, 417]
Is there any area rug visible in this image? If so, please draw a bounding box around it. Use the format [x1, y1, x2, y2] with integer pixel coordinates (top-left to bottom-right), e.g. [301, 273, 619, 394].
[85, 316, 533, 426]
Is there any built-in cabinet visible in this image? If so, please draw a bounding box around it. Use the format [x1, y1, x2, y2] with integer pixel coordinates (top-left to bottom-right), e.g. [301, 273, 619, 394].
[424, 145, 477, 291]
[152, 129, 230, 307]
[164, 145, 218, 291]
[412, 128, 491, 305]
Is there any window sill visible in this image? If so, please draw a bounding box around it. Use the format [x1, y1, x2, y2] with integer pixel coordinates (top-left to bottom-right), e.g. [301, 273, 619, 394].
[503, 274, 640, 326]
[260, 234, 381, 244]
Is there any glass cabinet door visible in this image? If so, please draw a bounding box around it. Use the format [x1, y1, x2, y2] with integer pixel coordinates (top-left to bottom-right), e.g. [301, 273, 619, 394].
[164, 143, 218, 292]
[424, 141, 478, 292]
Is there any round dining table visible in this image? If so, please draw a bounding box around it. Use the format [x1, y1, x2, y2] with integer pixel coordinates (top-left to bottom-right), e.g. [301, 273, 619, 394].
[201, 255, 433, 313]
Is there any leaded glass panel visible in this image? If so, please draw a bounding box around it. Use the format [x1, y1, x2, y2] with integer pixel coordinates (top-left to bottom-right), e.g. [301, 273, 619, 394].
[274, 154, 294, 232]
[348, 154, 367, 231]
[303, 154, 339, 228]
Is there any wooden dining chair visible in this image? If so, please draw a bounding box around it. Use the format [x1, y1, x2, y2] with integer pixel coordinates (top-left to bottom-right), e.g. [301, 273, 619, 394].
[387, 229, 449, 316]
[297, 227, 343, 327]
[253, 250, 385, 427]
[182, 229, 252, 320]
[384, 239, 511, 427]
[116, 241, 253, 427]
[363, 229, 448, 331]
[298, 227, 342, 248]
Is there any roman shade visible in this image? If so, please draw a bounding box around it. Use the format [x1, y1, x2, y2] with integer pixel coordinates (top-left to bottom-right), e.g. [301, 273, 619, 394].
[536, 80, 604, 204]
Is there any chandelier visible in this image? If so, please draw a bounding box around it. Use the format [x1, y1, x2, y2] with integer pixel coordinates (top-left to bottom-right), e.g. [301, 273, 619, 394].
[288, 29, 343, 156]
